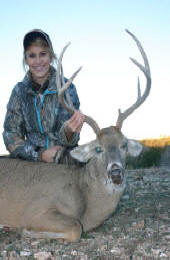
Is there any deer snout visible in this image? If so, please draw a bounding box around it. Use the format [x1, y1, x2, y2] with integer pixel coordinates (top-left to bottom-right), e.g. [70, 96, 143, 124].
[107, 163, 124, 185]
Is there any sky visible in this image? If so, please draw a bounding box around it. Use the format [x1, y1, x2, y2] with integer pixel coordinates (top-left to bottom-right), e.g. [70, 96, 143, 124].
[0, 0, 170, 154]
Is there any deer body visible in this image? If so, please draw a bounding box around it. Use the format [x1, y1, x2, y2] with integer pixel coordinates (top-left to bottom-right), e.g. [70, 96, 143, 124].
[0, 159, 85, 228]
[0, 157, 124, 232]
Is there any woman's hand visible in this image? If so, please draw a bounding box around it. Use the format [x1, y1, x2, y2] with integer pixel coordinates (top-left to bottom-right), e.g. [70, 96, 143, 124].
[41, 111, 84, 162]
[41, 145, 62, 163]
[64, 110, 85, 140]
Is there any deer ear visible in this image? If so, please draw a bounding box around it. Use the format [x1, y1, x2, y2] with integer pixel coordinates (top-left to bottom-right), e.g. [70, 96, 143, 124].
[70, 140, 98, 163]
[127, 139, 143, 157]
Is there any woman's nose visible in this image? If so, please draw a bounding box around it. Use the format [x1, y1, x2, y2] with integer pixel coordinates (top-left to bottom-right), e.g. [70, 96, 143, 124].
[35, 55, 41, 64]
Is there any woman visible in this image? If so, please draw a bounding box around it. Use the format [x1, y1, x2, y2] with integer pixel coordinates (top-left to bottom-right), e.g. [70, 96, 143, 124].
[3, 29, 84, 163]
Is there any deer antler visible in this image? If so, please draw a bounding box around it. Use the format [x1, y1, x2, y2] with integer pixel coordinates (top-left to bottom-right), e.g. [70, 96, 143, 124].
[116, 29, 151, 129]
[56, 43, 101, 136]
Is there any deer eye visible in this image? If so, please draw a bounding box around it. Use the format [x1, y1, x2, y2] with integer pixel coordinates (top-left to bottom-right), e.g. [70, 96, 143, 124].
[95, 146, 102, 153]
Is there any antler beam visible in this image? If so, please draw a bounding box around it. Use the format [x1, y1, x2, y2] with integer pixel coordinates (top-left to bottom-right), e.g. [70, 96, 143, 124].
[116, 29, 151, 129]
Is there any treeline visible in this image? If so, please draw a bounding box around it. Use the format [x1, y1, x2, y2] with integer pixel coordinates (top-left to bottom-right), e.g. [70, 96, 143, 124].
[140, 136, 170, 148]
[126, 136, 170, 169]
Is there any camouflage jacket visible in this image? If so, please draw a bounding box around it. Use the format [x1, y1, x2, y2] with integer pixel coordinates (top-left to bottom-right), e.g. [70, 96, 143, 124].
[3, 66, 80, 161]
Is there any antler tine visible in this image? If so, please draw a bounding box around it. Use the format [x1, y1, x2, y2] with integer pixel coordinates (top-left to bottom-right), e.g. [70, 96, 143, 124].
[56, 42, 83, 115]
[116, 29, 151, 129]
[60, 65, 74, 111]
[56, 43, 101, 136]
[57, 42, 70, 91]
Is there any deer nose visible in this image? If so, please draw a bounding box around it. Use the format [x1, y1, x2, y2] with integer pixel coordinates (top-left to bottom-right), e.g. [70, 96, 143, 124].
[107, 163, 124, 185]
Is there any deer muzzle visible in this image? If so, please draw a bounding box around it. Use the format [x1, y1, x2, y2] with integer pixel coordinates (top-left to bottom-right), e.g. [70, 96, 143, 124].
[107, 163, 124, 185]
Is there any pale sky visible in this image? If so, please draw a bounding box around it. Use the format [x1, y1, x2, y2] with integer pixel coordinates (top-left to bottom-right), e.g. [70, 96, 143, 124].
[0, 0, 170, 154]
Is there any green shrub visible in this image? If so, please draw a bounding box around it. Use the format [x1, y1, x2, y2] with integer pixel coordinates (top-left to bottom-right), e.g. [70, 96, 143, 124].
[126, 146, 164, 169]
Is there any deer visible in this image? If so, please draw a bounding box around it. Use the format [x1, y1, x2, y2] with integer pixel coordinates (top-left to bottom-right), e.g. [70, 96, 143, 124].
[0, 30, 151, 242]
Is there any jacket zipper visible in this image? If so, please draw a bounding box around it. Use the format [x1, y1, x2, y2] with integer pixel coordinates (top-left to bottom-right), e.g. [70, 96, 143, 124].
[34, 89, 57, 149]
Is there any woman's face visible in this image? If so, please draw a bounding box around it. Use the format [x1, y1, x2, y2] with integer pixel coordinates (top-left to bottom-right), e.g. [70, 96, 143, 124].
[25, 45, 51, 85]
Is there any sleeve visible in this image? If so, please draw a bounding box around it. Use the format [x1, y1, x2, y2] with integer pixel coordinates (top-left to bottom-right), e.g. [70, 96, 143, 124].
[56, 82, 80, 147]
[3, 86, 40, 161]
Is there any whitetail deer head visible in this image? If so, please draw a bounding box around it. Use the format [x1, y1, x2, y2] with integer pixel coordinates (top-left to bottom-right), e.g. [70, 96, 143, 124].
[56, 29, 151, 185]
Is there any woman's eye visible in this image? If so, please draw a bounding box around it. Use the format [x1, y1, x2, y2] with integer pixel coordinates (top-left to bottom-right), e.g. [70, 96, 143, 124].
[95, 146, 102, 153]
[40, 52, 47, 57]
[29, 53, 36, 58]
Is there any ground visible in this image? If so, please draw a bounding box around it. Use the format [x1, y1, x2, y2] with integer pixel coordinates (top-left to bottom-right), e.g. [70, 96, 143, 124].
[0, 167, 169, 259]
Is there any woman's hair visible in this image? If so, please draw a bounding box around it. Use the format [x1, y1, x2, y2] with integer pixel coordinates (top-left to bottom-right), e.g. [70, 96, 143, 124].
[23, 29, 57, 71]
